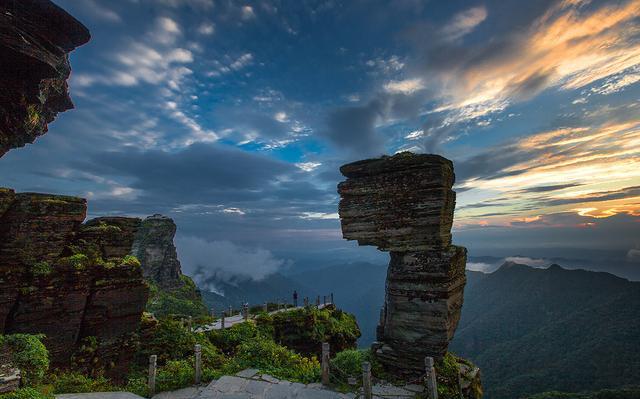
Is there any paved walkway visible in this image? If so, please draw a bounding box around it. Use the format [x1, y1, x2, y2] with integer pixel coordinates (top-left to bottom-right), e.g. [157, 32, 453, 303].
[55, 369, 423, 399]
[195, 304, 331, 332]
[190, 369, 422, 399]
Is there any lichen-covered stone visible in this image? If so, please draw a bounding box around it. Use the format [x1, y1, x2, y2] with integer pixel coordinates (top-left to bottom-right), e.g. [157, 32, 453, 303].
[0, 0, 90, 157]
[375, 247, 467, 375]
[0, 188, 148, 379]
[338, 152, 455, 251]
[0, 193, 86, 266]
[132, 214, 184, 289]
[80, 217, 143, 259]
[337, 152, 469, 379]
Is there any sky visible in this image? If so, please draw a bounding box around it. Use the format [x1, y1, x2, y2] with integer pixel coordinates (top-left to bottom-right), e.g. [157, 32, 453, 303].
[1, 0, 639, 280]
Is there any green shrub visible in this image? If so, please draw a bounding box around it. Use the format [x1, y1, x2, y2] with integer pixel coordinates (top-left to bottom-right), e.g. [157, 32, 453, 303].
[122, 255, 141, 268]
[146, 279, 208, 318]
[30, 262, 52, 276]
[50, 372, 117, 394]
[0, 387, 52, 399]
[156, 360, 194, 392]
[0, 334, 49, 385]
[329, 349, 382, 385]
[256, 306, 360, 357]
[124, 376, 149, 398]
[135, 318, 224, 370]
[59, 254, 90, 271]
[223, 336, 320, 384]
[206, 322, 260, 356]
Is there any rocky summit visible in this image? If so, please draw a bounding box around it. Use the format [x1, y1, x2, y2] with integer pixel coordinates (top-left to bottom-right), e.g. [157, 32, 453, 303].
[0, 0, 90, 157]
[0, 189, 148, 379]
[132, 215, 185, 290]
[338, 152, 467, 378]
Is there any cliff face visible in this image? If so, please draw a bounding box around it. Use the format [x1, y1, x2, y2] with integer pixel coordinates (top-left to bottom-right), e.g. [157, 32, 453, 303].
[0, 189, 148, 379]
[0, 0, 90, 157]
[132, 215, 185, 290]
[338, 152, 467, 378]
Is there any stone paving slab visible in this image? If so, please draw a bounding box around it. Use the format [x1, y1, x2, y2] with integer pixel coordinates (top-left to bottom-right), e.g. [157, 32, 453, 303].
[193, 369, 419, 399]
[56, 393, 145, 399]
[152, 387, 207, 399]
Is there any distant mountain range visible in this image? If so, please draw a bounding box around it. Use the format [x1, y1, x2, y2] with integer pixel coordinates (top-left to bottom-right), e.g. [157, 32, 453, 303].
[198, 260, 640, 398]
[450, 263, 640, 399]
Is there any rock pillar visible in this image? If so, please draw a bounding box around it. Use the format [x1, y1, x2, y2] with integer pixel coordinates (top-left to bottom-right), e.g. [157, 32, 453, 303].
[337, 152, 466, 377]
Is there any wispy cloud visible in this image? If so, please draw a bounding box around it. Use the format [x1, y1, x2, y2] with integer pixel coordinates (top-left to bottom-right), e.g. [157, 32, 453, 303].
[456, 117, 640, 226]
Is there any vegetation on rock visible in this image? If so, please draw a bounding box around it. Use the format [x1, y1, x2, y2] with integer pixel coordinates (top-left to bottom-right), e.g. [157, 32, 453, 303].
[145, 275, 209, 318]
[0, 334, 49, 385]
[255, 304, 360, 357]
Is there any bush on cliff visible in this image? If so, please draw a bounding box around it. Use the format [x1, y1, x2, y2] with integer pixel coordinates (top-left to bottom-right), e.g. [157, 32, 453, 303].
[0, 388, 52, 399]
[222, 336, 320, 383]
[255, 305, 360, 357]
[146, 276, 209, 318]
[0, 334, 49, 385]
[135, 318, 224, 368]
[329, 348, 383, 386]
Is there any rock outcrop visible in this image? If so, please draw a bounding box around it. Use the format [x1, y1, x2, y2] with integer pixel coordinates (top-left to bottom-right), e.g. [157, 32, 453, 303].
[337, 152, 467, 378]
[0, 189, 148, 379]
[0, 0, 90, 157]
[132, 215, 185, 290]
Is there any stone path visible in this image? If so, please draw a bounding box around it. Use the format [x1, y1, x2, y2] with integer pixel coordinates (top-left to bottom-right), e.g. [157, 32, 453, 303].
[55, 369, 422, 399]
[57, 393, 145, 399]
[189, 369, 421, 399]
[195, 304, 331, 332]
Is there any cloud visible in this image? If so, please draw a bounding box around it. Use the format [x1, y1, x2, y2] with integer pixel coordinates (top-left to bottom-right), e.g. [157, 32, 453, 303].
[383, 78, 425, 94]
[325, 99, 388, 157]
[176, 237, 285, 288]
[79, 0, 122, 23]
[441, 6, 488, 41]
[241, 5, 256, 20]
[198, 22, 215, 35]
[505, 256, 549, 268]
[153, 0, 214, 9]
[466, 262, 495, 272]
[394, 0, 640, 149]
[206, 53, 254, 77]
[628, 248, 640, 262]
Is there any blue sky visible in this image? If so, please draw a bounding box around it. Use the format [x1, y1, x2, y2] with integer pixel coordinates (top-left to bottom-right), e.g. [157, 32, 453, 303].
[1, 0, 639, 279]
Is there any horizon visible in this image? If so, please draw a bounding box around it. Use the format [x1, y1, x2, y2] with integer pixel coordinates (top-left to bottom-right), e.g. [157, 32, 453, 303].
[1, 0, 639, 284]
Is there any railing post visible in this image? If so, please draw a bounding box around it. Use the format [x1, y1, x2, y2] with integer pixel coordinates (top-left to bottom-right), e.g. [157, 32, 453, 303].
[425, 356, 438, 399]
[330, 292, 334, 304]
[321, 342, 330, 386]
[243, 303, 249, 321]
[210, 307, 215, 319]
[323, 295, 327, 306]
[316, 295, 320, 307]
[148, 354, 157, 396]
[194, 344, 202, 385]
[362, 361, 372, 399]
[228, 305, 233, 317]
[187, 316, 192, 331]
[304, 297, 309, 307]
[221, 313, 225, 329]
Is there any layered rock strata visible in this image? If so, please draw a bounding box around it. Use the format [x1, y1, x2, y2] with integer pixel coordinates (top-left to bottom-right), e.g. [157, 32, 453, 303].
[0, 0, 90, 157]
[0, 189, 148, 379]
[337, 152, 467, 377]
[132, 215, 185, 289]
